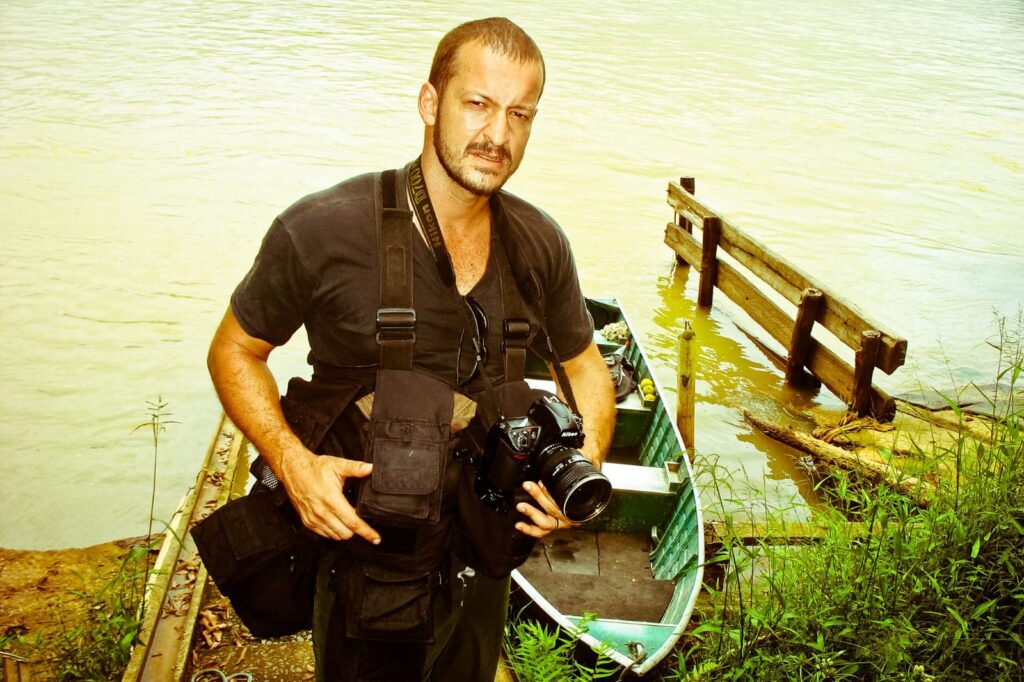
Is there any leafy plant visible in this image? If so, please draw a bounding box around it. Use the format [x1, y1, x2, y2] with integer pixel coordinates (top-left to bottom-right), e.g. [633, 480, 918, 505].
[50, 544, 150, 681]
[47, 398, 176, 680]
[504, 611, 619, 681]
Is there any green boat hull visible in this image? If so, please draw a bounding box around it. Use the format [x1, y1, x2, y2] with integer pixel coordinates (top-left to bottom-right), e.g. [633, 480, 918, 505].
[513, 298, 705, 676]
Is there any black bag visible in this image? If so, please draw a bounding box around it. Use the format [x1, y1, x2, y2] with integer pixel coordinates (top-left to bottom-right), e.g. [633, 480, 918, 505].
[192, 377, 360, 638]
[191, 486, 320, 638]
[605, 352, 638, 403]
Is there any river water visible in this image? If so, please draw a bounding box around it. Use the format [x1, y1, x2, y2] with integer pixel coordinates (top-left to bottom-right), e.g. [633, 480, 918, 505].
[2, 1, 1022, 549]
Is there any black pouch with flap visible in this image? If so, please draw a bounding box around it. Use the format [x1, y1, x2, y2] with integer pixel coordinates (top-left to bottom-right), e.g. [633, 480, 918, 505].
[355, 368, 453, 527]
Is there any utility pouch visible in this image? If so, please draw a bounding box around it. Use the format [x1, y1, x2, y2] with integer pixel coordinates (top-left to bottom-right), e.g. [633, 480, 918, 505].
[356, 369, 453, 527]
[337, 560, 439, 643]
[191, 486, 320, 638]
[452, 380, 551, 579]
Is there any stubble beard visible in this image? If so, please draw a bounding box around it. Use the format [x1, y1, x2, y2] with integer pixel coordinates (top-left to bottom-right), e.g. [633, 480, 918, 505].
[433, 111, 520, 197]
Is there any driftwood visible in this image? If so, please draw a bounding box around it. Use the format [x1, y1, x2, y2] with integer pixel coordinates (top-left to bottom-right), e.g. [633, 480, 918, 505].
[743, 411, 933, 507]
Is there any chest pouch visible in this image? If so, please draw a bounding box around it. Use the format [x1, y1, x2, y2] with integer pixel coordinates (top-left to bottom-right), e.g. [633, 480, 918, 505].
[356, 368, 453, 527]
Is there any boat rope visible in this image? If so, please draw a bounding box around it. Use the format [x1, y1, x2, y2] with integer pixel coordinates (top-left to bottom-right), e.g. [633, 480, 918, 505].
[614, 641, 648, 680]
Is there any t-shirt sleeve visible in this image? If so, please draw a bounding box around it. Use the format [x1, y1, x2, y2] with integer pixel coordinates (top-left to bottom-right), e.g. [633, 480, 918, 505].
[230, 218, 316, 346]
[533, 229, 594, 362]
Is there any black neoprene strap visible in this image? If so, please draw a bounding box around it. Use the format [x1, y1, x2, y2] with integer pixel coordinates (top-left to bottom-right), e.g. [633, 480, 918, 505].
[376, 169, 415, 370]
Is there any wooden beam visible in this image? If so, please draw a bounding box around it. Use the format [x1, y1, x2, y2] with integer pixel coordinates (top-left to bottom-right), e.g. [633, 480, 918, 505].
[851, 330, 882, 416]
[705, 520, 868, 547]
[786, 288, 824, 385]
[666, 183, 907, 374]
[665, 224, 896, 419]
[697, 216, 721, 307]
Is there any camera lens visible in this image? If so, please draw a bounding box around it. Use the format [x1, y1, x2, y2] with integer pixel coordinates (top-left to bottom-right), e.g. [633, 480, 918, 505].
[537, 447, 612, 523]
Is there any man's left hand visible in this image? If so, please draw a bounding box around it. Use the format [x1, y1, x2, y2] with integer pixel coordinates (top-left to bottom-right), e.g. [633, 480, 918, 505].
[514, 480, 575, 538]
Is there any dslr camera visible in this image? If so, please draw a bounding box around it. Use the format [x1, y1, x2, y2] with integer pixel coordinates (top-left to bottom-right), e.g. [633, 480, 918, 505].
[475, 395, 612, 523]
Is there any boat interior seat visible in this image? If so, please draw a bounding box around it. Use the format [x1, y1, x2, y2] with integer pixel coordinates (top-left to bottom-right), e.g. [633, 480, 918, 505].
[582, 462, 682, 535]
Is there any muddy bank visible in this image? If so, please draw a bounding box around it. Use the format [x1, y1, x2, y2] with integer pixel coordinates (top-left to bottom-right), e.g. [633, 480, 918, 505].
[0, 535, 156, 673]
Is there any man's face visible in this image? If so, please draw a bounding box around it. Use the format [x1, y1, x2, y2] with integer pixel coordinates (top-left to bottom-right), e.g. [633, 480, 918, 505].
[431, 41, 543, 196]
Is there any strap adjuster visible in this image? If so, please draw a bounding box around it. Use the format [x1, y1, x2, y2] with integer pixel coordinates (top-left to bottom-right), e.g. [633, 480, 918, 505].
[376, 307, 416, 343]
[502, 318, 531, 351]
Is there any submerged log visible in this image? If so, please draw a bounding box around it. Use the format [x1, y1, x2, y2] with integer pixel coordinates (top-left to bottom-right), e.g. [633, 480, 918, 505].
[743, 411, 933, 507]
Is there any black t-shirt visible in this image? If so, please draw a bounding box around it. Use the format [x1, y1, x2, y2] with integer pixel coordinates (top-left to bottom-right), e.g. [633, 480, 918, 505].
[230, 168, 593, 387]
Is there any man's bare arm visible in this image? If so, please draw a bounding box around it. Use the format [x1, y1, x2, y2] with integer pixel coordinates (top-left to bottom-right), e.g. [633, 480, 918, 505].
[552, 341, 615, 468]
[207, 307, 380, 544]
[516, 341, 615, 537]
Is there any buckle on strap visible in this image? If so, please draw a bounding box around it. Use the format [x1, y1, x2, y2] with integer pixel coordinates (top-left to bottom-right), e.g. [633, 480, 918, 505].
[376, 307, 416, 343]
[502, 318, 531, 351]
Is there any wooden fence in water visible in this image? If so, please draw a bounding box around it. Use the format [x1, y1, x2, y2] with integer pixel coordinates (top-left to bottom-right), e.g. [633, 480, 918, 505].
[664, 178, 907, 420]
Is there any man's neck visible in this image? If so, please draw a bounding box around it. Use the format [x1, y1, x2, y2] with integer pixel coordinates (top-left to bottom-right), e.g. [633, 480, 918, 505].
[419, 151, 491, 238]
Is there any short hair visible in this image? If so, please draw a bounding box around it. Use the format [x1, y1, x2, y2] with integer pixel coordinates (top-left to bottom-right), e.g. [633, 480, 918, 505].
[428, 17, 545, 99]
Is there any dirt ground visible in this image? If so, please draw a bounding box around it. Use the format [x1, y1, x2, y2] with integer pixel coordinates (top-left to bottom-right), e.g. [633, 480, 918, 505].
[1, 536, 515, 682]
[0, 536, 154, 673]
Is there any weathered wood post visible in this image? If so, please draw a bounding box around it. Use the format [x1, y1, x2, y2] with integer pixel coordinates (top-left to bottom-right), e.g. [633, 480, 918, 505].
[677, 321, 697, 454]
[672, 178, 696, 267]
[676, 177, 695, 234]
[2, 652, 30, 682]
[850, 330, 882, 416]
[785, 288, 824, 385]
[697, 216, 721, 308]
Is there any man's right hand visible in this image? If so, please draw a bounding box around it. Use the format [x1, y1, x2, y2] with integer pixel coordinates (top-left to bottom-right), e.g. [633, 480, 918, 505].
[279, 448, 380, 544]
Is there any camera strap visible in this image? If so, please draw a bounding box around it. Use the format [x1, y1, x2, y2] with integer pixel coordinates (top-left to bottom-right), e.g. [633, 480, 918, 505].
[405, 157, 580, 417]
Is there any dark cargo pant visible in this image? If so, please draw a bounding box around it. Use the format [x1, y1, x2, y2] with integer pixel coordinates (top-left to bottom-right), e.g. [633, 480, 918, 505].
[312, 553, 510, 682]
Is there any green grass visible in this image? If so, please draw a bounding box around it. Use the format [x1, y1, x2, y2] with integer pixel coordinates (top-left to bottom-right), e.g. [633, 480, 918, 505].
[672, 318, 1024, 681]
[48, 544, 151, 681]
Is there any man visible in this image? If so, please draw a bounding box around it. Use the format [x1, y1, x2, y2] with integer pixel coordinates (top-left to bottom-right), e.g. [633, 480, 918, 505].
[207, 17, 614, 681]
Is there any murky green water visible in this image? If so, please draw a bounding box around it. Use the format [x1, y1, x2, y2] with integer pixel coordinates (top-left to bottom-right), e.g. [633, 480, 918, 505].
[2, 1, 1022, 548]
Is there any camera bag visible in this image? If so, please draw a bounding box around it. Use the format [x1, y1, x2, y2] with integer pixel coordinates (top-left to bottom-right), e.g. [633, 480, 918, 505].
[191, 376, 361, 638]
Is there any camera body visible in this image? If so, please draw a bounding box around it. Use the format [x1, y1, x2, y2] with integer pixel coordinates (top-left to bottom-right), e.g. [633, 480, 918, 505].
[475, 395, 612, 524]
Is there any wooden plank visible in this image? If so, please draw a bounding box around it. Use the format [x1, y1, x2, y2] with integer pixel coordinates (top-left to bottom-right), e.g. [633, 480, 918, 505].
[122, 417, 248, 682]
[705, 520, 868, 546]
[664, 221, 701, 268]
[786, 288, 824, 386]
[666, 183, 907, 374]
[676, 177, 695, 234]
[666, 223, 895, 419]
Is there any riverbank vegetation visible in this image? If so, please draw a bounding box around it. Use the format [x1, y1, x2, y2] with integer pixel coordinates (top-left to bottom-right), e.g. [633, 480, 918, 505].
[672, 319, 1023, 681]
